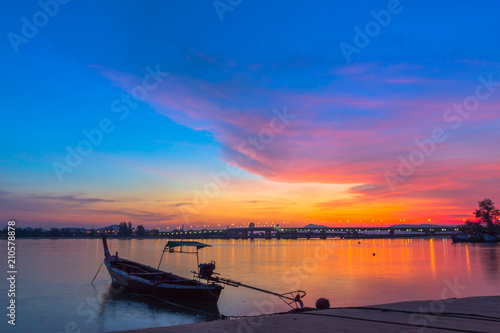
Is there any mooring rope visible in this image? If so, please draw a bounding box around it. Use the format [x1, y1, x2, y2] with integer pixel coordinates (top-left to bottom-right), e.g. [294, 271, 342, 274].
[91, 260, 104, 284]
[300, 312, 480, 332]
[342, 306, 500, 322]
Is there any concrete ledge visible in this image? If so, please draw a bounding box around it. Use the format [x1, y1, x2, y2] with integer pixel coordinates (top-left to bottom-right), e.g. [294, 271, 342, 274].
[112, 295, 500, 333]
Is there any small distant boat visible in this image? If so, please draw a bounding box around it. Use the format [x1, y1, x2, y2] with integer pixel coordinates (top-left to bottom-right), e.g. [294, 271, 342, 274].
[483, 234, 499, 242]
[101, 235, 223, 303]
[451, 233, 499, 243]
[451, 234, 472, 243]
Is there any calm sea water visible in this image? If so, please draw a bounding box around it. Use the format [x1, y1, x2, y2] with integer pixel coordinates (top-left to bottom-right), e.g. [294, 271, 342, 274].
[1, 238, 499, 332]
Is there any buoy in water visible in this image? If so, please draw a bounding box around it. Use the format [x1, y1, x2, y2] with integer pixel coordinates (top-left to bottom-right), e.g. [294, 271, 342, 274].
[316, 298, 330, 309]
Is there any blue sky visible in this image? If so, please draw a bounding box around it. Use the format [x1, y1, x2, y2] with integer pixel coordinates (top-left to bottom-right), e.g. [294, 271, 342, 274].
[1, 1, 500, 227]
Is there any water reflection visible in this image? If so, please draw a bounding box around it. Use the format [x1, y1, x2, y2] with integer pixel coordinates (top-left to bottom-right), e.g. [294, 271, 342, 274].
[3, 238, 499, 333]
[86, 283, 220, 332]
[99, 283, 221, 320]
[429, 238, 436, 277]
[481, 244, 499, 279]
[465, 244, 472, 276]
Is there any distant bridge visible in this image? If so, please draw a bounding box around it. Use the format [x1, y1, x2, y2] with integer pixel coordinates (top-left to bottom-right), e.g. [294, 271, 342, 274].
[160, 225, 459, 240]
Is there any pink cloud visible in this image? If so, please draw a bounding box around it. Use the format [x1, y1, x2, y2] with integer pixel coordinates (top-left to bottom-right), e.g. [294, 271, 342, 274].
[98, 62, 500, 220]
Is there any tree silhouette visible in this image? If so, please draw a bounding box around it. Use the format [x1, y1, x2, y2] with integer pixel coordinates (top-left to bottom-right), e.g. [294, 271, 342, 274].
[136, 225, 146, 236]
[118, 222, 128, 236]
[33, 228, 42, 237]
[459, 220, 483, 234]
[474, 198, 500, 232]
[50, 228, 60, 237]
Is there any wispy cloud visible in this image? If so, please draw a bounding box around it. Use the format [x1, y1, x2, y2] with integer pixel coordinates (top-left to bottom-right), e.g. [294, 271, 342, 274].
[29, 194, 116, 204]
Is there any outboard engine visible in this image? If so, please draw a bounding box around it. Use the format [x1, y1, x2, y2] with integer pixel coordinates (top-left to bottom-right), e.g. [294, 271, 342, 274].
[199, 261, 216, 279]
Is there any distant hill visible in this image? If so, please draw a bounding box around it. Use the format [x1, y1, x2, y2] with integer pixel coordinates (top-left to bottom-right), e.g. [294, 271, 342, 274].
[60, 227, 87, 233]
[302, 223, 456, 229]
[186, 221, 218, 229]
[304, 224, 329, 229]
[388, 224, 455, 228]
[96, 224, 120, 232]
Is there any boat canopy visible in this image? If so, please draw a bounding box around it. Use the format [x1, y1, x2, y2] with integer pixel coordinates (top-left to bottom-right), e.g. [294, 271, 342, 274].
[164, 241, 211, 250]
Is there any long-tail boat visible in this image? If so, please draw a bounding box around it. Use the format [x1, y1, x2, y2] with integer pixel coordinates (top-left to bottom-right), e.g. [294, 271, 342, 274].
[101, 235, 223, 303]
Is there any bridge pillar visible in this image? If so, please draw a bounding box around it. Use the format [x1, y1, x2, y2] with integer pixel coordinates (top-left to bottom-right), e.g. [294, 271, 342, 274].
[265, 230, 271, 239]
[320, 229, 327, 240]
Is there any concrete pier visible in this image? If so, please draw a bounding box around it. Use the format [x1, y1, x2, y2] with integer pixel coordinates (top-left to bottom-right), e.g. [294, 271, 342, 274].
[113, 295, 500, 332]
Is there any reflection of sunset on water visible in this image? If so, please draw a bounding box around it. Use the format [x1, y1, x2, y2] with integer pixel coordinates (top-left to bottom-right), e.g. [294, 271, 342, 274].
[5, 236, 500, 332]
[430, 238, 436, 277]
[88, 238, 500, 313]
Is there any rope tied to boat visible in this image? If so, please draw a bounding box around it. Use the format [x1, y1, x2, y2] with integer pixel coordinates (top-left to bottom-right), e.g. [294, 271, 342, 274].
[91, 260, 105, 284]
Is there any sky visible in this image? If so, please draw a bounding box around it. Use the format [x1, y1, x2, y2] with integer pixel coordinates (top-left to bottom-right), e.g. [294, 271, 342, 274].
[1, 0, 500, 229]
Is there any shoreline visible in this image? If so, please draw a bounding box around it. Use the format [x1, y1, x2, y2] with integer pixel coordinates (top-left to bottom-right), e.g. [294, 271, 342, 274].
[0, 235, 453, 240]
[112, 295, 500, 333]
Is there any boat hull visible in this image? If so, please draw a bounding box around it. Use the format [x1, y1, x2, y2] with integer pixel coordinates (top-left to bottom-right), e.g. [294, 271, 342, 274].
[483, 234, 499, 242]
[104, 257, 222, 304]
[451, 234, 483, 243]
[451, 234, 500, 243]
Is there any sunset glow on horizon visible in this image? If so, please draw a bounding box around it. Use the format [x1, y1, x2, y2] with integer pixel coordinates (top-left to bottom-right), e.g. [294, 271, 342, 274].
[2, 1, 500, 229]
